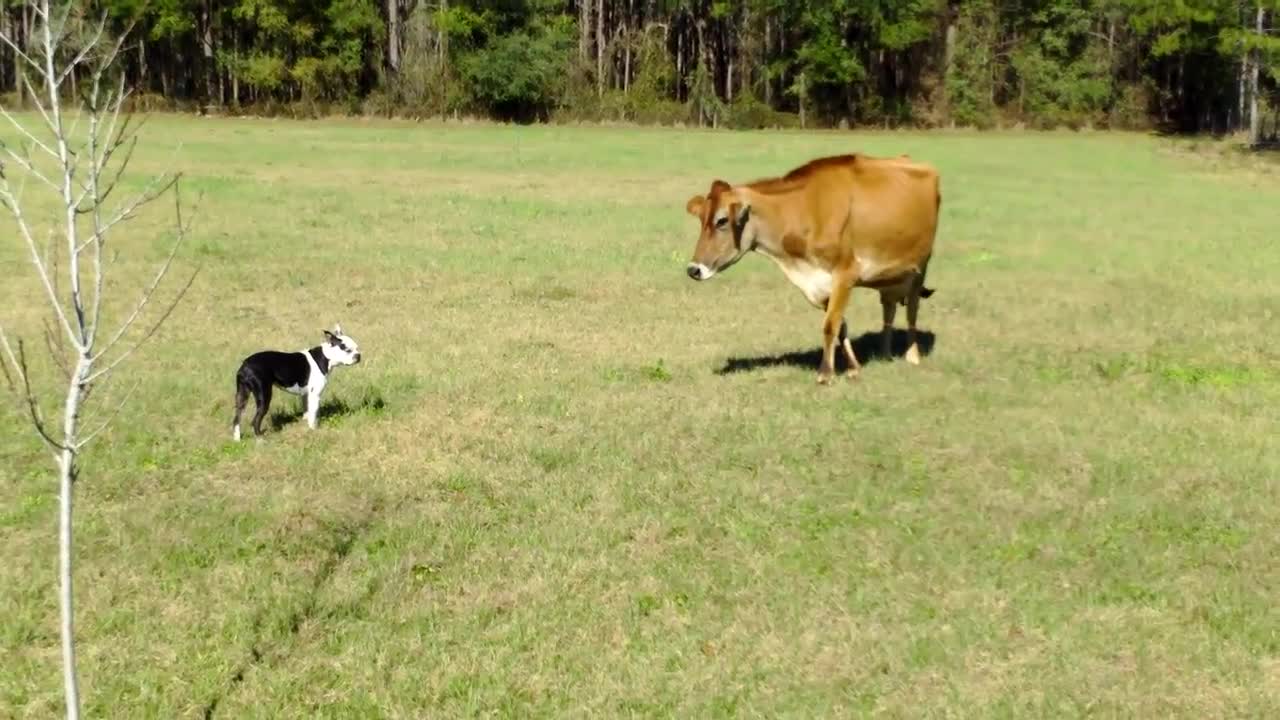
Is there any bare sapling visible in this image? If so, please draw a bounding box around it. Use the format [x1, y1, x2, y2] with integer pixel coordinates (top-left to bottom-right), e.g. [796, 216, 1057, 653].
[0, 2, 197, 718]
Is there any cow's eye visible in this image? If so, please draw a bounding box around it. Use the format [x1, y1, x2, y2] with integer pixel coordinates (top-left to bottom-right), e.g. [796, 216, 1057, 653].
[714, 216, 728, 229]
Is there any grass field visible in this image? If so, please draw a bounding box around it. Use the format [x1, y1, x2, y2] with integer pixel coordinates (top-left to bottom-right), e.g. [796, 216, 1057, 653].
[2, 117, 1280, 718]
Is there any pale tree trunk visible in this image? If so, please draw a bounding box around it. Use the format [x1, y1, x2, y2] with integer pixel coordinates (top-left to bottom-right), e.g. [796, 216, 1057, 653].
[779, 25, 786, 102]
[230, 31, 238, 106]
[1, 10, 8, 94]
[4, 11, 16, 103]
[387, 0, 399, 72]
[579, 0, 590, 62]
[57, 363, 86, 720]
[945, 18, 957, 73]
[1239, 51, 1247, 131]
[201, 0, 215, 105]
[676, 26, 683, 100]
[439, 0, 449, 63]
[623, 31, 630, 92]
[763, 15, 771, 105]
[623, 0, 631, 93]
[19, 3, 30, 103]
[1249, 5, 1264, 146]
[596, 0, 604, 96]
[799, 73, 806, 129]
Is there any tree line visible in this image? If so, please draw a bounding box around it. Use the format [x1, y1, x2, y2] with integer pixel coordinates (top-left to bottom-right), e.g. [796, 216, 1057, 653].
[1, 0, 1277, 141]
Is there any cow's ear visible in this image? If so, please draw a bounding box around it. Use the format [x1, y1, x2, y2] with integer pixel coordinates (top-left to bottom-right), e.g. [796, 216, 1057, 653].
[685, 195, 706, 218]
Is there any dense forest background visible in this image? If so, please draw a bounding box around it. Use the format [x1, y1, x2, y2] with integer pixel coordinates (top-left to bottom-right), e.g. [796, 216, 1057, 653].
[1, 1, 1278, 137]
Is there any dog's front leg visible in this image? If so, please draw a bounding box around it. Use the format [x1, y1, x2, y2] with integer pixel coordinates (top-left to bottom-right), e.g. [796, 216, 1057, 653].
[305, 389, 321, 429]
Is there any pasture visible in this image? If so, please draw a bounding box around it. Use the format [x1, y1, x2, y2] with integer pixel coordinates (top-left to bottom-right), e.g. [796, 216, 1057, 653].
[2, 117, 1279, 718]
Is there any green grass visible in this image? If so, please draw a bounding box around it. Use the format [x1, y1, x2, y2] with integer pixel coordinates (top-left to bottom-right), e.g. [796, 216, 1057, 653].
[3, 117, 1280, 718]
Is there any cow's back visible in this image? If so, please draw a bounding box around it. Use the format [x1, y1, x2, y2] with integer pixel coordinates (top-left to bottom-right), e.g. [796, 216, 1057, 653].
[836, 156, 939, 276]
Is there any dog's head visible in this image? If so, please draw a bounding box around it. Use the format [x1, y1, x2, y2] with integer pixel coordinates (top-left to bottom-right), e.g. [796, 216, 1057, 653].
[321, 323, 362, 367]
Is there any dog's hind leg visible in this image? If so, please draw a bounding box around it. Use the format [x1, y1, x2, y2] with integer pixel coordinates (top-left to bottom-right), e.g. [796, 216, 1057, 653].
[251, 381, 273, 437]
[232, 375, 250, 441]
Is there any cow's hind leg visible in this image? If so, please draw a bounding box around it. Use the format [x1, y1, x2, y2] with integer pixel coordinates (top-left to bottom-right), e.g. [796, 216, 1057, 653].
[904, 261, 930, 365]
[879, 291, 899, 361]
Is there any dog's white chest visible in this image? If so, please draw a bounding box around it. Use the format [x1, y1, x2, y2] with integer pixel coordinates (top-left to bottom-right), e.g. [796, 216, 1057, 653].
[286, 351, 327, 396]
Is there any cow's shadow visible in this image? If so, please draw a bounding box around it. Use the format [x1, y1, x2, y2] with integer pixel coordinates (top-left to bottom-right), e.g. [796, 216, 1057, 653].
[715, 329, 937, 375]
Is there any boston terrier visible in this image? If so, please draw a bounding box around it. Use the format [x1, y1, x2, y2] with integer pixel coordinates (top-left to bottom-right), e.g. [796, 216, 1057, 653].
[232, 324, 362, 440]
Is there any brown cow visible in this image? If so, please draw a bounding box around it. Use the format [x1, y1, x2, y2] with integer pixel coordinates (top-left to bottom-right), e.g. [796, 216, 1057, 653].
[684, 153, 941, 385]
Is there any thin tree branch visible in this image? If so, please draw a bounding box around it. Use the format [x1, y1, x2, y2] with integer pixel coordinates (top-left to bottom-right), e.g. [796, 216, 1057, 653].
[0, 183, 82, 350]
[0, 30, 47, 76]
[85, 267, 197, 384]
[56, 13, 109, 89]
[79, 133, 136, 211]
[87, 106, 144, 209]
[43, 319, 73, 382]
[0, 332, 69, 453]
[75, 95, 141, 214]
[0, 105, 58, 158]
[88, 179, 197, 373]
[0, 328, 15, 394]
[75, 380, 139, 449]
[19, 71, 58, 135]
[85, 66, 110, 348]
[1, 143, 60, 191]
[76, 171, 180, 253]
[47, 0, 76, 54]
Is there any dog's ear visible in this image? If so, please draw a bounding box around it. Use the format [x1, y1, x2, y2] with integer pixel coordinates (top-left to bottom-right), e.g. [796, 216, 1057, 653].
[332, 323, 343, 335]
[323, 329, 338, 344]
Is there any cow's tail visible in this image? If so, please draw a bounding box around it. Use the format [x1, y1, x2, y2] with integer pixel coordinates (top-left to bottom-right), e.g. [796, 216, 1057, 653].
[902, 253, 935, 306]
[918, 181, 941, 301]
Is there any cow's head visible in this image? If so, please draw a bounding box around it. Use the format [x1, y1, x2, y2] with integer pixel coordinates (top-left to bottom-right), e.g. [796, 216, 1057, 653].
[684, 179, 753, 281]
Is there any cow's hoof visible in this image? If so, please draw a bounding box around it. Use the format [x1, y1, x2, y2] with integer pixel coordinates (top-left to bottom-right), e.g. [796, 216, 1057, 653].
[845, 368, 861, 380]
[816, 371, 834, 386]
[905, 345, 921, 365]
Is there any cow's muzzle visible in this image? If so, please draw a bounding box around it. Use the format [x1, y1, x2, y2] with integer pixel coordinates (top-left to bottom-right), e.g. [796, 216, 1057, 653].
[686, 263, 710, 281]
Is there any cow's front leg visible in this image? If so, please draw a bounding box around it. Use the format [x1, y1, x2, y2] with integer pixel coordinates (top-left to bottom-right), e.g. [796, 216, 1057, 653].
[838, 320, 861, 379]
[818, 276, 852, 385]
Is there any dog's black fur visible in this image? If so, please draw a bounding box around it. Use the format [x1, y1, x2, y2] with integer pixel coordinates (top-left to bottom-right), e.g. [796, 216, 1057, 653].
[231, 327, 361, 439]
[233, 348, 329, 437]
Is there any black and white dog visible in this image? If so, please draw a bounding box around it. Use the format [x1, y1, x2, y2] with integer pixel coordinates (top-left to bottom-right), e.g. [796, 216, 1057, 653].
[232, 324, 362, 440]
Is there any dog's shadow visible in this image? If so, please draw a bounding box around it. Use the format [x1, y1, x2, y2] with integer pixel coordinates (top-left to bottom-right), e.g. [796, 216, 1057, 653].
[269, 393, 386, 431]
[715, 329, 937, 375]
